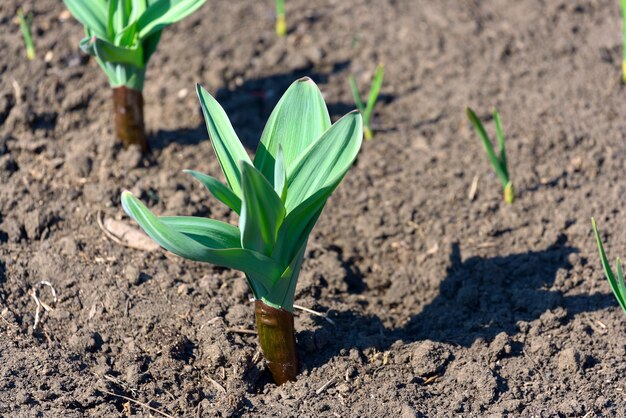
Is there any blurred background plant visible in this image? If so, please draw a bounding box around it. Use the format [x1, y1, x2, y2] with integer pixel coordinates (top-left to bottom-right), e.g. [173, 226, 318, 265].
[349, 64, 384, 140]
[63, 0, 208, 153]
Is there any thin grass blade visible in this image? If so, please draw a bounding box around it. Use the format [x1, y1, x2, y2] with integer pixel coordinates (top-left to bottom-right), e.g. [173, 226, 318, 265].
[614, 257, 626, 312]
[591, 218, 626, 313]
[493, 109, 509, 180]
[363, 64, 384, 123]
[348, 75, 365, 114]
[466, 107, 509, 187]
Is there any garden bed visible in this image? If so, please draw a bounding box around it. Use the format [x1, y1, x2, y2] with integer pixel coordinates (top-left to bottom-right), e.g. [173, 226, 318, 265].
[1, 0, 625, 415]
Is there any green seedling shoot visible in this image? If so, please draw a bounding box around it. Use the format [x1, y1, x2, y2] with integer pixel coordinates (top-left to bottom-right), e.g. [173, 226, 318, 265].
[63, 0, 208, 153]
[591, 218, 626, 315]
[466, 107, 514, 204]
[17, 9, 35, 61]
[349, 64, 384, 140]
[622, 0, 626, 82]
[122, 77, 363, 385]
[276, 0, 286, 37]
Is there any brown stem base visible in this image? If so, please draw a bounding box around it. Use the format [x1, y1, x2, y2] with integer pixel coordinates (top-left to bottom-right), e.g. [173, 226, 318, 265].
[112, 86, 147, 153]
[254, 300, 298, 385]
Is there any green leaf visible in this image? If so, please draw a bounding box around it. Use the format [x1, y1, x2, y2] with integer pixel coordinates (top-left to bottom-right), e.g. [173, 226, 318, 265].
[136, 0, 208, 39]
[348, 75, 365, 114]
[196, 84, 251, 197]
[160, 216, 240, 249]
[264, 241, 307, 311]
[239, 162, 286, 256]
[107, 0, 130, 38]
[184, 169, 242, 214]
[254, 77, 331, 184]
[591, 218, 626, 313]
[121, 191, 283, 295]
[466, 107, 509, 187]
[272, 186, 328, 266]
[274, 146, 287, 201]
[493, 109, 509, 180]
[285, 111, 363, 212]
[141, 29, 162, 63]
[63, 0, 109, 39]
[364, 64, 384, 123]
[80, 36, 144, 68]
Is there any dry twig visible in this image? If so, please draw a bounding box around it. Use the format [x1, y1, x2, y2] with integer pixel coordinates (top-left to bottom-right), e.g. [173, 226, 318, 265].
[100, 390, 175, 418]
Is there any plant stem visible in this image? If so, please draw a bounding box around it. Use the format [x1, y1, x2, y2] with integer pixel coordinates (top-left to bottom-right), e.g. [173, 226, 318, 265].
[504, 182, 515, 204]
[276, 0, 286, 37]
[254, 300, 298, 384]
[112, 86, 148, 153]
[364, 125, 373, 140]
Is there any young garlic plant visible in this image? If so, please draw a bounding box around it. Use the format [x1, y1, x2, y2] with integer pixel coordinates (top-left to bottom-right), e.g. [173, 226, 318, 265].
[348, 64, 384, 140]
[17, 9, 35, 61]
[63, 0, 207, 152]
[591, 218, 626, 315]
[622, 0, 626, 82]
[275, 0, 286, 37]
[466, 107, 514, 204]
[122, 77, 363, 384]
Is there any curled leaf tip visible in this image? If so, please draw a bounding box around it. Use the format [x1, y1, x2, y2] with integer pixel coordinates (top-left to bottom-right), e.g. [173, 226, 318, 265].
[296, 76, 313, 84]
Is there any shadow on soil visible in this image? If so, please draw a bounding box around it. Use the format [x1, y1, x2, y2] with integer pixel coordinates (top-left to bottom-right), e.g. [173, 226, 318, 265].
[150, 60, 370, 151]
[299, 234, 615, 371]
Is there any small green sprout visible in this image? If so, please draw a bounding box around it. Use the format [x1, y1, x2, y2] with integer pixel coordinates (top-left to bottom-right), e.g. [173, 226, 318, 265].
[122, 77, 363, 384]
[591, 218, 626, 315]
[466, 107, 514, 204]
[63, 0, 208, 152]
[17, 9, 35, 61]
[276, 0, 286, 37]
[621, 0, 626, 82]
[348, 64, 384, 140]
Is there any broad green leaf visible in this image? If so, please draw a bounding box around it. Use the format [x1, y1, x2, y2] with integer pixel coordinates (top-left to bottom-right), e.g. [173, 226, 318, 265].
[348, 75, 365, 114]
[274, 146, 287, 201]
[239, 162, 285, 256]
[80, 37, 144, 68]
[107, 0, 131, 39]
[285, 111, 362, 212]
[592, 218, 626, 313]
[121, 191, 282, 295]
[142, 29, 162, 63]
[196, 84, 251, 197]
[364, 64, 384, 122]
[160, 216, 240, 249]
[264, 242, 307, 311]
[64, 0, 109, 39]
[254, 77, 331, 184]
[466, 107, 509, 187]
[136, 0, 208, 38]
[272, 186, 328, 266]
[184, 170, 242, 214]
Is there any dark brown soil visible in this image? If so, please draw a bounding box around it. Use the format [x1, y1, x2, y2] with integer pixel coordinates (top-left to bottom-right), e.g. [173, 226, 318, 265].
[1, 0, 626, 416]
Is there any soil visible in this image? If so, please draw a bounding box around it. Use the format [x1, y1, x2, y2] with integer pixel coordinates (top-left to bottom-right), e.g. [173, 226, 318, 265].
[1, 0, 626, 416]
